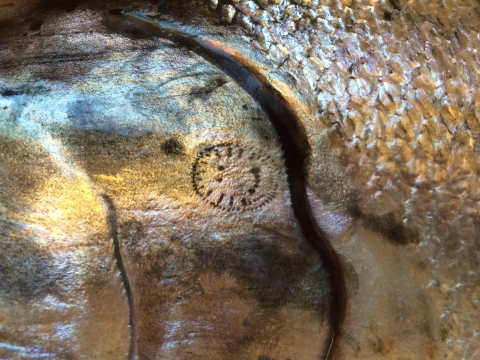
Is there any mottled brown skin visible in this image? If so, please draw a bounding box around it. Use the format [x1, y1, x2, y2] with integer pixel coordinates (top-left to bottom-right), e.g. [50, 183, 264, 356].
[1, 0, 480, 359]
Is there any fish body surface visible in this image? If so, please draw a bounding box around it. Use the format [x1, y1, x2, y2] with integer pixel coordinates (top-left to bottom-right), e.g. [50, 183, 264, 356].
[0, 0, 479, 359]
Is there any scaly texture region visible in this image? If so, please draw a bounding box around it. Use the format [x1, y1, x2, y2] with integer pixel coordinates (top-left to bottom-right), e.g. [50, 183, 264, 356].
[222, 0, 480, 358]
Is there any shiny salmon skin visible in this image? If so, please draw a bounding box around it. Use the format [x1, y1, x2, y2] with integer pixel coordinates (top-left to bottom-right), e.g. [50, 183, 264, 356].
[0, 0, 479, 359]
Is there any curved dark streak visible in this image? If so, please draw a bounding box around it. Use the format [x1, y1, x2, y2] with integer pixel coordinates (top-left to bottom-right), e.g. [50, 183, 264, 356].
[103, 12, 346, 360]
[102, 194, 137, 360]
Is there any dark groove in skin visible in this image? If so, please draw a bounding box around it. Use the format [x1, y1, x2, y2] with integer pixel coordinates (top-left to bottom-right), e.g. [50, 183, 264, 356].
[102, 194, 137, 360]
[103, 12, 346, 360]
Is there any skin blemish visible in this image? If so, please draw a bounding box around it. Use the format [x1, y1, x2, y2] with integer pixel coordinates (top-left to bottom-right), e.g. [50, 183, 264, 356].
[29, 19, 44, 32]
[191, 144, 277, 212]
[161, 138, 185, 155]
[1, 89, 24, 96]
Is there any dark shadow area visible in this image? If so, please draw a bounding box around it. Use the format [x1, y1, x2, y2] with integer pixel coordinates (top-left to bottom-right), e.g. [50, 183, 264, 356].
[364, 212, 420, 245]
[190, 235, 333, 315]
[0, 136, 58, 303]
[0, 223, 57, 303]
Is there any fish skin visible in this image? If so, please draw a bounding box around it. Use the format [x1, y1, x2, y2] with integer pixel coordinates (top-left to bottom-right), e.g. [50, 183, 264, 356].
[0, 134, 131, 359]
[183, 1, 480, 358]
[231, 2, 480, 359]
[0, 0, 479, 359]
[103, 1, 480, 358]
[1, 5, 337, 358]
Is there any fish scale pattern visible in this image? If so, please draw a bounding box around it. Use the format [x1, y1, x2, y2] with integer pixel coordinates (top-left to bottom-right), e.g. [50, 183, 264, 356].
[218, 0, 480, 357]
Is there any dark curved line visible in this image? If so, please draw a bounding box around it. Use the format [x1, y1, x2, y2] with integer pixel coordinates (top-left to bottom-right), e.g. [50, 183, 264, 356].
[103, 12, 346, 359]
[102, 194, 137, 360]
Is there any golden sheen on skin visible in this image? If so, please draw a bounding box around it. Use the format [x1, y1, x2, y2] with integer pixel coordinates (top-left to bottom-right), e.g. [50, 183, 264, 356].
[0, 0, 479, 359]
